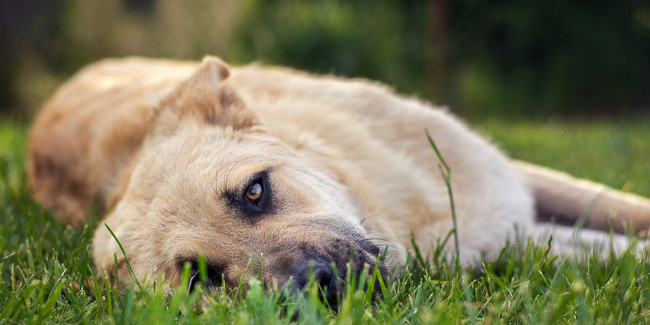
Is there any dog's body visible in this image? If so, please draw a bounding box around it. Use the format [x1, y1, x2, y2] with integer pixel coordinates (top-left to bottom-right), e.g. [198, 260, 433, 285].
[28, 57, 650, 289]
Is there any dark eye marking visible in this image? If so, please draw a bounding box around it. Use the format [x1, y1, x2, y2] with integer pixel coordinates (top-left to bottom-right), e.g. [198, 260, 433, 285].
[222, 170, 274, 221]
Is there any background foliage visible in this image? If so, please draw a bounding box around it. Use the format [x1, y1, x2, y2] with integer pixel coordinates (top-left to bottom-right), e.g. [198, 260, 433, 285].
[1, 0, 650, 118]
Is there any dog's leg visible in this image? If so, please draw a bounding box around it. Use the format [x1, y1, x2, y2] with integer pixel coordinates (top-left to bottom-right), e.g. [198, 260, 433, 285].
[532, 223, 646, 258]
[511, 160, 650, 234]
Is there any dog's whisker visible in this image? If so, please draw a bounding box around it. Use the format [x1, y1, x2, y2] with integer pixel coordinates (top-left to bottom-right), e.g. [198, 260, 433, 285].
[212, 155, 228, 196]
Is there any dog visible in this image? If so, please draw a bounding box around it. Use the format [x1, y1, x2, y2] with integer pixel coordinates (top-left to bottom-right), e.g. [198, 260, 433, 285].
[28, 56, 650, 295]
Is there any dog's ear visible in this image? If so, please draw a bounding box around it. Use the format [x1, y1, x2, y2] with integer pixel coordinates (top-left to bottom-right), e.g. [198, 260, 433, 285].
[149, 56, 257, 136]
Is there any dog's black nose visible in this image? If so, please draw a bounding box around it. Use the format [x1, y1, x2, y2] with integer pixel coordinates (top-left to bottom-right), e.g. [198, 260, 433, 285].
[293, 259, 338, 307]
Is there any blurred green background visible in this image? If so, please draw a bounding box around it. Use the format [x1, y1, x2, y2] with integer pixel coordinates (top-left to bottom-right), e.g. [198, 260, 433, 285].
[2, 0, 650, 119]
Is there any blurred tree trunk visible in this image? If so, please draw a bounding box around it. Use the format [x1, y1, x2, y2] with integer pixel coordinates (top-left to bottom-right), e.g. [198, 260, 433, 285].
[428, 0, 448, 104]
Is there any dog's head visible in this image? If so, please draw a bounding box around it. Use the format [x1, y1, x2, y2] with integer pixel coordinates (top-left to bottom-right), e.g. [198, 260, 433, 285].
[93, 57, 387, 301]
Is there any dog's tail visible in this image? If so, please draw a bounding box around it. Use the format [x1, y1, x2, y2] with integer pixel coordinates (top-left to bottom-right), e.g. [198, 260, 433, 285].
[511, 160, 650, 234]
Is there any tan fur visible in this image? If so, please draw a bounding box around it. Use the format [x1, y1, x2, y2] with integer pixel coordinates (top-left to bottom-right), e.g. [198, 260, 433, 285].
[28, 56, 650, 288]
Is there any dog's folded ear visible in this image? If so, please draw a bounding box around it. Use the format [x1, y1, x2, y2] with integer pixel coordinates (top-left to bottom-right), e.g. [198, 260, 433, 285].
[149, 56, 258, 136]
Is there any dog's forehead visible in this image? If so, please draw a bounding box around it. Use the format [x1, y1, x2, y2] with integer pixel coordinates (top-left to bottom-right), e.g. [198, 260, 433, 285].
[140, 126, 368, 232]
[164, 148, 273, 197]
[174, 125, 290, 159]
[149, 129, 278, 172]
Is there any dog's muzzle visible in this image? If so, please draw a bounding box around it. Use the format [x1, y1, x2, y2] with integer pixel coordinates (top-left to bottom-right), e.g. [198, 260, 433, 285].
[182, 237, 388, 309]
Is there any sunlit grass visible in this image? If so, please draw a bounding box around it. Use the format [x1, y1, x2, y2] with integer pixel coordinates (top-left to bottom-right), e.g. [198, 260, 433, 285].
[2, 119, 650, 323]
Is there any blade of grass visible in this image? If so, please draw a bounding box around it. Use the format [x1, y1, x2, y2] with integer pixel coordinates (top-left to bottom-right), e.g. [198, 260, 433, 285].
[426, 129, 460, 270]
[104, 223, 142, 290]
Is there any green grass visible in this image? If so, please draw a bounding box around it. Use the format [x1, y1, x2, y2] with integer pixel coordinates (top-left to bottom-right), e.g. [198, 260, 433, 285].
[2, 119, 650, 324]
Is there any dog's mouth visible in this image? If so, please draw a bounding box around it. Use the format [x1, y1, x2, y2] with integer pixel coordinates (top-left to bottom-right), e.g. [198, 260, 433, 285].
[176, 236, 388, 308]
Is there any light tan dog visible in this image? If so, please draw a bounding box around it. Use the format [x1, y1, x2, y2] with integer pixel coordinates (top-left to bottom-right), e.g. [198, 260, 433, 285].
[28, 56, 650, 292]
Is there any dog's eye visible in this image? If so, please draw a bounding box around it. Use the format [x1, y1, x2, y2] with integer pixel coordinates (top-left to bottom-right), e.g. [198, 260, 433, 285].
[224, 170, 273, 219]
[246, 182, 263, 202]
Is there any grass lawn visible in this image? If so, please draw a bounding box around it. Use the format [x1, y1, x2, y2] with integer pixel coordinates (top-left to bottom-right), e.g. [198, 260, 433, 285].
[1, 118, 650, 324]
